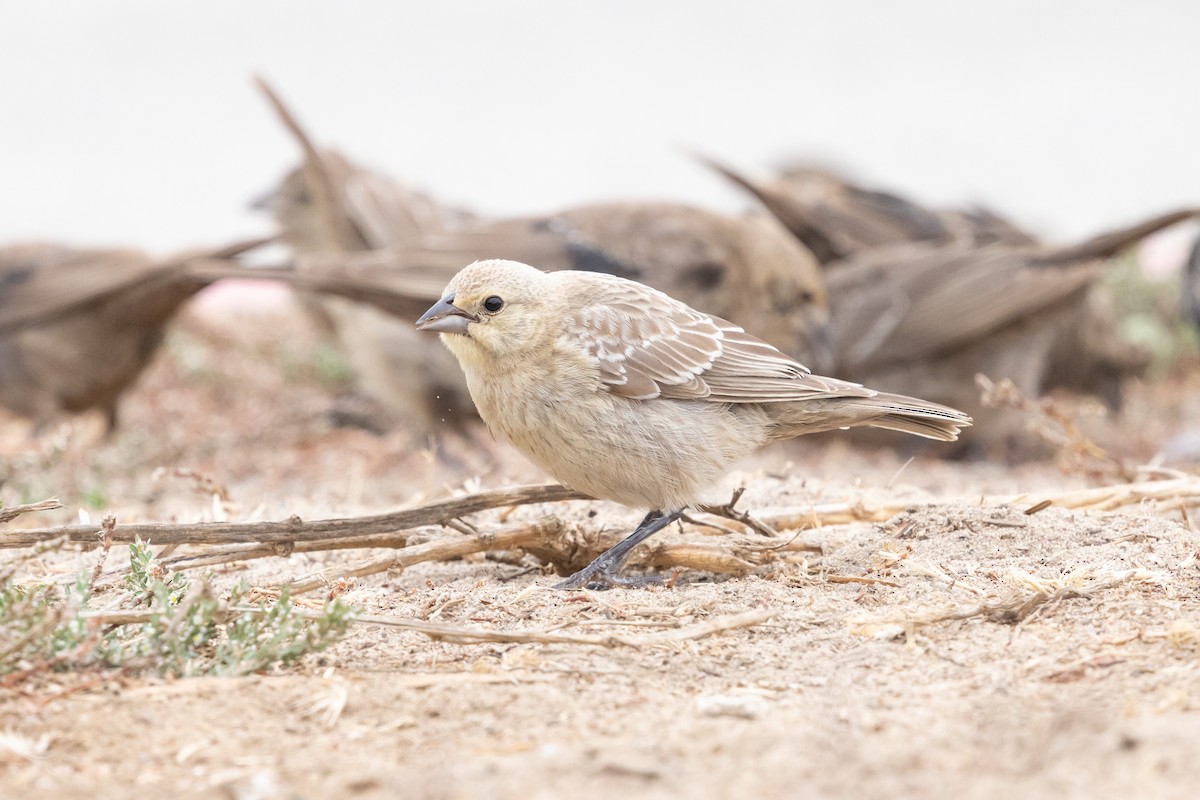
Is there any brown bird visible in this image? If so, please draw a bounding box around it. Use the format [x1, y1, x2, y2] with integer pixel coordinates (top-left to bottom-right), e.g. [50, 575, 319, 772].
[0, 239, 266, 429]
[416, 259, 970, 588]
[251, 77, 481, 435]
[704, 155, 1196, 454]
[821, 210, 1197, 455]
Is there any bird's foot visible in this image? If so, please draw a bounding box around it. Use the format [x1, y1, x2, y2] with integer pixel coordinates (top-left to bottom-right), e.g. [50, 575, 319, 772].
[554, 509, 682, 590]
[554, 563, 663, 591]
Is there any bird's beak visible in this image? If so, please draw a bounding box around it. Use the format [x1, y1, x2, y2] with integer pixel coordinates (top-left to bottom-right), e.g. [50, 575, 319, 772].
[416, 295, 478, 334]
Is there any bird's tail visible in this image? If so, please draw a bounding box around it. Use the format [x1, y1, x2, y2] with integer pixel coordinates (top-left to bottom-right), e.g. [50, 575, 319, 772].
[767, 392, 972, 442]
[1036, 208, 1200, 265]
[693, 153, 842, 264]
[855, 393, 973, 440]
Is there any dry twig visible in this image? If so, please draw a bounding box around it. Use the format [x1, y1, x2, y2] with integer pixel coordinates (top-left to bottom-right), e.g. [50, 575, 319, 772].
[0, 498, 63, 525]
[283, 516, 761, 595]
[0, 484, 588, 549]
[976, 373, 1134, 480]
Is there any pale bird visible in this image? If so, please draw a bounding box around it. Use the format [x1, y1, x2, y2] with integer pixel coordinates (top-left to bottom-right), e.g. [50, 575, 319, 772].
[416, 259, 971, 588]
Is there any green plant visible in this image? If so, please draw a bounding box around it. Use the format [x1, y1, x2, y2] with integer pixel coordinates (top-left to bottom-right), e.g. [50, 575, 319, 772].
[211, 583, 352, 676]
[0, 541, 97, 675]
[125, 536, 189, 604]
[310, 341, 357, 389]
[1, 539, 351, 681]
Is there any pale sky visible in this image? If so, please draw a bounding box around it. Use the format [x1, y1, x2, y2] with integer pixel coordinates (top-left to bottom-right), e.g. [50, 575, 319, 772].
[2, 1, 1197, 254]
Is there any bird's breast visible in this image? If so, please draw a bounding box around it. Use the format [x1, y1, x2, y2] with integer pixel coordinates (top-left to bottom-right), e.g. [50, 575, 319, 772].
[460, 353, 770, 509]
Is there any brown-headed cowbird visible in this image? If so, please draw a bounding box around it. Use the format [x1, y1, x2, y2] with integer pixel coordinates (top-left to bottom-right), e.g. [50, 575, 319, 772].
[259, 156, 482, 436]
[0, 239, 265, 429]
[416, 259, 970, 588]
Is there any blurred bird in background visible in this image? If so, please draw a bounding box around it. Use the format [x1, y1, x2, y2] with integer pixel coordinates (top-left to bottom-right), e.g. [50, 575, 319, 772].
[704, 158, 1198, 457]
[0, 239, 267, 431]
[19, 76, 1184, 464]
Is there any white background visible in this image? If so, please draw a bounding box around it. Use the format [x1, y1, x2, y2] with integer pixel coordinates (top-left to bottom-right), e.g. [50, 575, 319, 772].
[2, 0, 1196, 253]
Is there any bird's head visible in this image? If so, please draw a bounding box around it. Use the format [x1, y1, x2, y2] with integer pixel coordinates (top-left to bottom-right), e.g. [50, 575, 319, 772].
[415, 259, 552, 365]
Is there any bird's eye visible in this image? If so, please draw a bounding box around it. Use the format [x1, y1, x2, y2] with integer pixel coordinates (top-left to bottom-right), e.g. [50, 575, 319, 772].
[798, 291, 815, 304]
[483, 295, 504, 313]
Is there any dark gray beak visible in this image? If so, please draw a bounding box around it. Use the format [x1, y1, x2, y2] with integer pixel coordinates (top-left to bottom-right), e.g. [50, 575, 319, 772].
[416, 295, 478, 334]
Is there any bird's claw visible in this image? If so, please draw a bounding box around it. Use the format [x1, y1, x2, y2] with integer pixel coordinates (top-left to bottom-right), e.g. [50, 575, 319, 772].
[554, 564, 664, 591]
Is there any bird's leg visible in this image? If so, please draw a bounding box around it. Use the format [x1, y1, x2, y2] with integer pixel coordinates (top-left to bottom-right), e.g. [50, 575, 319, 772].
[555, 509, 683, 590]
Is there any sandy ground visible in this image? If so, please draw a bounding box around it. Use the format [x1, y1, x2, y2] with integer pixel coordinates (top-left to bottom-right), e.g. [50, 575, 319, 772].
[2, 300, 1199, 799]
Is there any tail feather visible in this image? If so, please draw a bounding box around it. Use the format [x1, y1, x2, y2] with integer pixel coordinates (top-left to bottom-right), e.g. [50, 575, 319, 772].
[866, 411, 970, 441]
[1036, 208, 1200, 265]
[767, 391, 972, 443]
[853, 392, 972, 442]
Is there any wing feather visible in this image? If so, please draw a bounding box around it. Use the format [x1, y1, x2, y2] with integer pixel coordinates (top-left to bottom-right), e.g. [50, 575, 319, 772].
[559, 272, 873, 403]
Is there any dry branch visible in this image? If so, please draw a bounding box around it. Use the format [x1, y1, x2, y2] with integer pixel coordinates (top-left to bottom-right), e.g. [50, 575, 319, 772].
[353, 607, 777, 647]
[157, 531, 419, 571]
[753, 501, 906, 530]
[152, 503, 854, 575]
[0, 498, 63, 525]
[977, 373, 1134, 480]
[283, 515, 759, 595]
[0, 484, 588, 549]
[286, 516, 568, 593]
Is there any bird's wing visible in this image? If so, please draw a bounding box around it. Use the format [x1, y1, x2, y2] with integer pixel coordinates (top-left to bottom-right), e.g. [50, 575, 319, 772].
[561, 276, 868, 403]
[0, 239, 269, 334]
[827, 242, 1101, 369]
[827, 209, 1200, 370]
